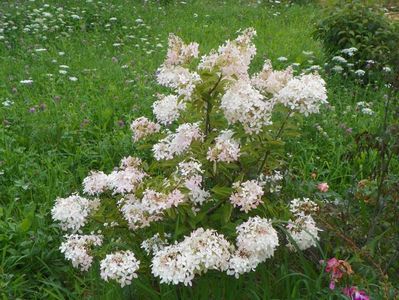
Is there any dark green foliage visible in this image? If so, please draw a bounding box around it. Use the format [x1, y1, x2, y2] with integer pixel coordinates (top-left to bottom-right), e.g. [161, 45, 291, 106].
[314, 1, 399, 82]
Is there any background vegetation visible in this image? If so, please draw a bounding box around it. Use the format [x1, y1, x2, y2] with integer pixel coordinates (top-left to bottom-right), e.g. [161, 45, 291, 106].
[0, 0, 397, 299]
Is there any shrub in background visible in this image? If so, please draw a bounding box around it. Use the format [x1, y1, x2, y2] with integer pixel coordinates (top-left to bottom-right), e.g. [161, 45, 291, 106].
[314, 1, 399, 84]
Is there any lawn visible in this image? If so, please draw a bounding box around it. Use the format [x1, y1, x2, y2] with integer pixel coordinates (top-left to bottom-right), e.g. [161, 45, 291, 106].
[0, 0, 398, 299]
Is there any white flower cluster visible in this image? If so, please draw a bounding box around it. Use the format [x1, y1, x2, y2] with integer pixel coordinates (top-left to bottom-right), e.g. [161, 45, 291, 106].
[141, 233, 171, 255]
[356, 101, 374, 116]
[151, 228, 233, 286]
[107, 157, 147, 195]
[164, 33, 199, 67]
[199, 28, 256, 80]
[119, 189, 185, 230]
[221, 80, 274, 134]
[276, 73, 328, 116]
[157, 34, 201, 100]
[251, 60, 293, 95]
[259, 170, 284, 193]
[230, 180, 264, 212]
[207, 130, 240, 163]
[152, 94, 186, 125]
[60, 234, 103, 271]
[176, 160, 210, 205]
[130, 116, 160, 142]
[341, 47, 358, 57]
[286, 216, 321, 251]
[157, 66, 201, 100]
[82, 171, 109, 196]
[100, 250, 140, 287]
[289, 197, 319, 217]
[228, 217, 279, 278]
[286, 198, 321, 251]
[82, 156, 146, 196]
[51, 194, 100, 232]
[153, 123, 203, 160]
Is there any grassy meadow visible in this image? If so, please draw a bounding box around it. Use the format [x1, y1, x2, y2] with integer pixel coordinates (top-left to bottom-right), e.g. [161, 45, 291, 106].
[0, 0, 397, 299]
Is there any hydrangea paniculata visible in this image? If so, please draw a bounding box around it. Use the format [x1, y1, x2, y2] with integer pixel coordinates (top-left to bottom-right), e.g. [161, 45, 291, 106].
[100, 251, 140, 287]
[51, 194, 100, 232]
[230, 180, 264, 212]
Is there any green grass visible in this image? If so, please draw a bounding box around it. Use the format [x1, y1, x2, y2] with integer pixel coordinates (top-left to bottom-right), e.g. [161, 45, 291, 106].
[0, 0, 398, 299]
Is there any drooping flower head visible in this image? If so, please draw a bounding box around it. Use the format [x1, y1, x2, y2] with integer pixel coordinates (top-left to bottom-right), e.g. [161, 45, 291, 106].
[324, 258, 353, 290]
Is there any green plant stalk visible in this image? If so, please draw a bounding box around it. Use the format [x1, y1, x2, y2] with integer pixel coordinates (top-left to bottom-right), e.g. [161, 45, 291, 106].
[257, 110, 292, 175]
[205, 74, 223, 137]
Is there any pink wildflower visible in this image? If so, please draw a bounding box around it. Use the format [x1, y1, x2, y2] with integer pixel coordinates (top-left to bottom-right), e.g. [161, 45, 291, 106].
[343, 286, 370, 300]
[317, 182, 329, 193]
[324, 258, 353, 290]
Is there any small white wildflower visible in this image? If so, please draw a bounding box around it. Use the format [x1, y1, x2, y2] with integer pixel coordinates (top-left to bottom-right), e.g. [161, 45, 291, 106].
[20, 79, 33, 84]
[354, 69, 365, 77]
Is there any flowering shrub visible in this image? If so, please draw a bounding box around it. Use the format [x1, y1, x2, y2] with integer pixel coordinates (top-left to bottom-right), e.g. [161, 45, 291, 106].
[51, 28, 328, 287]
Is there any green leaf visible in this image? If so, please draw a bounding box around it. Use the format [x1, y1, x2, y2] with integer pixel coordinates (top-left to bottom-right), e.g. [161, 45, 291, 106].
[211, 186, 233, 198]
[19, 217, 32, 232]
[221, 203, 233, 224]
